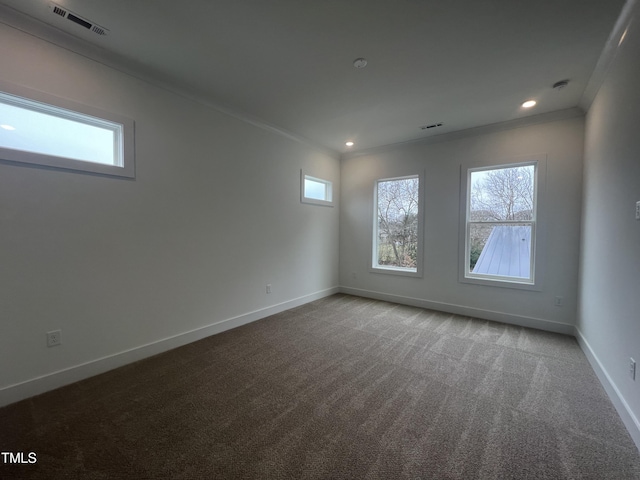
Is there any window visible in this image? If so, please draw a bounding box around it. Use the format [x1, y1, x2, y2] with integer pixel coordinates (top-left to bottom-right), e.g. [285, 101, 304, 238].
[462, 157, 544, 287]
[372, 174, 422, 276]
[0, 82, 134, 178]
[301, 171, 333, 206]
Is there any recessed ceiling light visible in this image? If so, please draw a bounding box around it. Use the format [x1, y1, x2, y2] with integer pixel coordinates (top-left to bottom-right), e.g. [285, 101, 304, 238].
[0, 124, 16, 131]
[345, 141, 354, 147]
[522, 100, 537, 108]
[353, 58, 367, 69]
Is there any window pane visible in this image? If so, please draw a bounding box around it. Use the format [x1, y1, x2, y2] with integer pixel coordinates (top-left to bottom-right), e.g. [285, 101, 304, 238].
[304, 177, 327, 201]
[470, 223, 532, 279]
[0, 97, 119, 166]
[470, 165, 535, 221]
[376, 177, 419, 269]
[301, 172, 333, 206]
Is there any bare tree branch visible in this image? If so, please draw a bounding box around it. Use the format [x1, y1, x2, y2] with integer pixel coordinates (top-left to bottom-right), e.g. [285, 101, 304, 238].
[377, 178, 419, 268]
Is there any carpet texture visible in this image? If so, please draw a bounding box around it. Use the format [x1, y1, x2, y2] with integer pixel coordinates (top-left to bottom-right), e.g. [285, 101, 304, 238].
[1, 294, 639, 479]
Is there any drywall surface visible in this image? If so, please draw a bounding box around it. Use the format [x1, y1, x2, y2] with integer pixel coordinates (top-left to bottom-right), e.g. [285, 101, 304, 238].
[578, 4, 640, 443]
[0, 23, 339, 400]
[340, 116, 584, 331]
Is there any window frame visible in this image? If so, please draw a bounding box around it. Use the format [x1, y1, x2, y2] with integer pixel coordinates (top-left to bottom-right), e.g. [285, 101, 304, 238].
[459, 154, 547, 290]
[371, 173, 424, 278]
[0, 81, 135, 178]
[300, 170, 334, 206]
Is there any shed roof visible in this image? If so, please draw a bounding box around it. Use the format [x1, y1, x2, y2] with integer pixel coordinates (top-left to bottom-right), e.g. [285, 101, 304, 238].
[473, 225, 531, 279]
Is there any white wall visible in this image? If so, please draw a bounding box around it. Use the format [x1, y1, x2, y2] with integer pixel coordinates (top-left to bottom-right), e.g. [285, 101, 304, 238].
[340, 115, 585, 332]
[577, 1, 640, 446]
[0, 23, 340, 405]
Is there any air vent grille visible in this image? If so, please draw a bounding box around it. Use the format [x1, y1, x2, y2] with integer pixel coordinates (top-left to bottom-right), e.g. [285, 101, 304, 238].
[52, 5, 66, 17]
[49, 3, 109, 37]
[67, 13, 92, 30]
[420, 122, 444, 130]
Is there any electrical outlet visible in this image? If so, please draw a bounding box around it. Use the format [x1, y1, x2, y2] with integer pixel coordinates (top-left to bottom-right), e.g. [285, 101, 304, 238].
[266, 284, 271, 294]
[554, 296, 564, 307]
[636, 201, 640, 220]
[630, 358, 636, 380]
[46, 330, 61, 347]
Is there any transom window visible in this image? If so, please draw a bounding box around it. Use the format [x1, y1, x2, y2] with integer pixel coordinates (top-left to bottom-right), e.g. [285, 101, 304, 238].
[0, 82, 134, 178]
[301, 171, 333, 206]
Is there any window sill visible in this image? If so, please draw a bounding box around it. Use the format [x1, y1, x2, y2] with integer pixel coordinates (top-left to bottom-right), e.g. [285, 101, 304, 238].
[371, 265, 422, 278]
[301, 197, 334, 207]
[459, 274, 540, 291]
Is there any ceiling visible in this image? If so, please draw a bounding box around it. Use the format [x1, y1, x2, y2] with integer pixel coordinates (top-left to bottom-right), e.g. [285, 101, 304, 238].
[0, 0, 628, 155]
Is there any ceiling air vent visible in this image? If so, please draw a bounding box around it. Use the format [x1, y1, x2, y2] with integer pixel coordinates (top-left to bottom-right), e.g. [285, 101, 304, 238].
[52, 5, 66, 17]
[91, 25, 107, 36]
[420, 122, 444, 130]
[48, 3, 109, 37]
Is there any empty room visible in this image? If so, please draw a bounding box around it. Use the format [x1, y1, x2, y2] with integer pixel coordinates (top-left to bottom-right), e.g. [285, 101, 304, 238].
[0, 0, 639, 478]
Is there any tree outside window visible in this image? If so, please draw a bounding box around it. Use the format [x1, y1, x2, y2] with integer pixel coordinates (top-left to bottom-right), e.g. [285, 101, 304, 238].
[467, 163, 536, 282]
[374, 176, 420, 272]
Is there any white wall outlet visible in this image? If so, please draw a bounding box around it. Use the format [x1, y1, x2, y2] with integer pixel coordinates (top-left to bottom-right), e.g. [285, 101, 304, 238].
[46, 330, 62, 347]
[636, 201, 640, 220]
[266, 284, 271, 294]
[630, 358, 636, 380]
[554, 296, 564, 306]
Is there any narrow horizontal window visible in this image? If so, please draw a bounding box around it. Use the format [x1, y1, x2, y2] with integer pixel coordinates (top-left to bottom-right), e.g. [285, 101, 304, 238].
[301, 171, 333, 206]
[0, 82, 134, 178]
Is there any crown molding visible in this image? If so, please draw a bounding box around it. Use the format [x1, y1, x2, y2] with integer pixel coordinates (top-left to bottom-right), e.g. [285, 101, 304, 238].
[341, 107, 585, 160]
[0, 4, 340, 159]
[579, 0, 638, 112]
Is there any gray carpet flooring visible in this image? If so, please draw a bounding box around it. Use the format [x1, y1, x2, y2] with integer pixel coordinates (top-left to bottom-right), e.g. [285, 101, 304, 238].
[1, 294, 639, 479]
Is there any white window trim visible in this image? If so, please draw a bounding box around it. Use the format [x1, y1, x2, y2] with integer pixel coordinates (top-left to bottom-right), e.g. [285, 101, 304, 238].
[0, 81, 135, 178]
[300, 170, 334, 206]
[371, 172, 424, 278]
[459, 154, 547, 291]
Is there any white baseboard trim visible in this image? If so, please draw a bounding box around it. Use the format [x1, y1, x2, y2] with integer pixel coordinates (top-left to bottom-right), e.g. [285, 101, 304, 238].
[339, 287, 575, 335]
[575, 328, 640, 450]
[0, 287, 340, 408]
